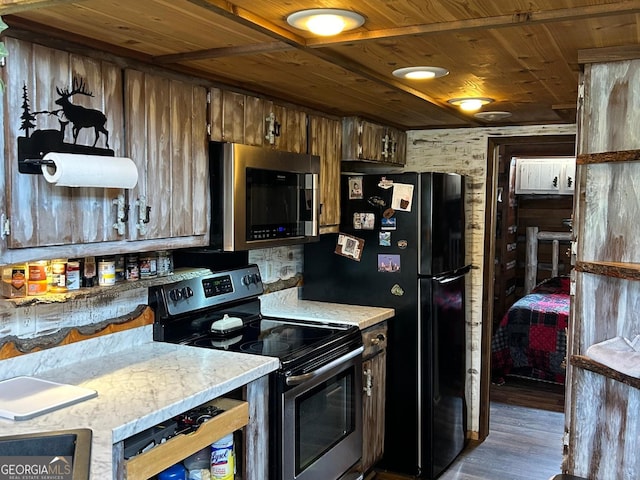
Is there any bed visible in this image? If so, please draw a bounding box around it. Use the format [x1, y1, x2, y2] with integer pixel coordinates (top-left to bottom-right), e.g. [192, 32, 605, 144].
[491, 227, 572, 385]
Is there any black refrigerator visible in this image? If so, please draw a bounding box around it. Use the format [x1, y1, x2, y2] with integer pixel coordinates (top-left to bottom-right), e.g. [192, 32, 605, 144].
[302, 172, 469, 479]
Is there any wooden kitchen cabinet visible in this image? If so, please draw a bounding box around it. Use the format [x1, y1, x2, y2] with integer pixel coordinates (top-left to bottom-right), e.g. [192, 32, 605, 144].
[514, 156, 575, 194]
[0, 38, 128, 264]
[0, 38, 209, 265]
[209, 88, 307, 152]
[309, 114, 342, 231]
[361, 321, 388, 475]
[124, 69, 208, 245]
[342, 117, 406, 165]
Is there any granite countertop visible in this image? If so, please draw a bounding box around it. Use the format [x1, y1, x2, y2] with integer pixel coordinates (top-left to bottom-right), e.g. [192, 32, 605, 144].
[260, 288, 395, 330]
[0, 286, 393, 479]
[0, 327, 279, 480]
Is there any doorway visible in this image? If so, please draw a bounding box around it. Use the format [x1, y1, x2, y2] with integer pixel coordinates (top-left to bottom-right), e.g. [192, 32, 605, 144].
[479, 134, 576, 439]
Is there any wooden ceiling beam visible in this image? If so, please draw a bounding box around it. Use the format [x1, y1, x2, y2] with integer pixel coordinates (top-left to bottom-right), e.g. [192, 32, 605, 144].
[307, 1, 640, 47]
[153, 42, 293, 64]
[186, 0, 306, 46]
[0, 0, 78, 14]
[578, 44, 640, 64]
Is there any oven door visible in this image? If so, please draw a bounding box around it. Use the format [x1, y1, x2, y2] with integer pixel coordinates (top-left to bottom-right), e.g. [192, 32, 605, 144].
[280, 347, 363, 480]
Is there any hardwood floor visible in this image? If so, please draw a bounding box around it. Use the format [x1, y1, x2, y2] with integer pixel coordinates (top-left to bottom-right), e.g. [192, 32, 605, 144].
[490, 377, 565, 413]
[373, 380, 565, 480]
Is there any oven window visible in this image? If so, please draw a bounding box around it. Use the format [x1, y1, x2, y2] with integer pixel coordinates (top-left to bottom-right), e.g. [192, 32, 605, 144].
[295, 367, 356, 474]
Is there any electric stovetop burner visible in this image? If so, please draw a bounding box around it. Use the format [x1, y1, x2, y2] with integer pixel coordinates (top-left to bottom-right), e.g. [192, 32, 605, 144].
[150, 264, 362, 372]
[185, 317, 347, 360]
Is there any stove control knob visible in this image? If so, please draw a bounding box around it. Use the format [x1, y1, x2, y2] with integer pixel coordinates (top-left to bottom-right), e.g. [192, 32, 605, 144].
[169, 289, 183, 302]
[245, 273, 261, 286]
[181, 286, 194, 299]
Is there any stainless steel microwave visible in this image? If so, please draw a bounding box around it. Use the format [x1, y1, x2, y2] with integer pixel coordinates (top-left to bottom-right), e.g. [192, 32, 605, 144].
[209, 142, 320, 251]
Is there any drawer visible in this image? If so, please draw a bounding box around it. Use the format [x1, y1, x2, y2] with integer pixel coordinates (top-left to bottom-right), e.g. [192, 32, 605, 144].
[125, 397, 248, 480]
[362, 322, 388, 359]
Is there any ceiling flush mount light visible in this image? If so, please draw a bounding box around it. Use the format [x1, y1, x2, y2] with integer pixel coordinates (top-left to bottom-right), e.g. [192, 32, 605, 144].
[392, 66, 449, 80]
[286, 9, 365, 36]
[448, 97, 494, 112]
[474, 111, 512, 122]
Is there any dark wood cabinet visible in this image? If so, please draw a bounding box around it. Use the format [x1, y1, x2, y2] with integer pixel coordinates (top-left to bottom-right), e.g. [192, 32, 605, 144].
[361, 321, 387, 475]
[342, 117, 406, 165]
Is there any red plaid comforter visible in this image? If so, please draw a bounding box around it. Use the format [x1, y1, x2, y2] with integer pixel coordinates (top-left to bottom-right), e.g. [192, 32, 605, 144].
[491, 278, 570, 385]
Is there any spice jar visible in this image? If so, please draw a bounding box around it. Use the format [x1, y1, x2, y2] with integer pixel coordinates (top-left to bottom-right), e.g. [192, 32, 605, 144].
[97, 256, 116, 287]
[27, 260, 49, 296]
[139, 253, 157, 279]
[66, 260, 81, 291]
[49, 259, 68, 293]
[157, 250, 173, 277]
[2, 264, 27, 298]
[125, 254, 139, 282]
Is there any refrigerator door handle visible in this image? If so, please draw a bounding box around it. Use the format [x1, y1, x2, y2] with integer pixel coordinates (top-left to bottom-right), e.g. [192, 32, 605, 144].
[434, 272, 466, 284]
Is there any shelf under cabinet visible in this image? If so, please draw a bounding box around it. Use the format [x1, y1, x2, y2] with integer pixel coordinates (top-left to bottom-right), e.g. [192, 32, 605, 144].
[575, 260, 640, 281]
[570, 355, 640, 390]
[2, 268, 210, 307]
[125, 397, 248, 480]
[577, 149, 640, 164]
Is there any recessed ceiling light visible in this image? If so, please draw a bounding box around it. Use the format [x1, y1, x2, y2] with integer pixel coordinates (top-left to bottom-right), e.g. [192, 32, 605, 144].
[474, 111, 512, 121]
[286, 9, 365, 36]
[392, 66, 449, 80]
[448, 97, 494, 112]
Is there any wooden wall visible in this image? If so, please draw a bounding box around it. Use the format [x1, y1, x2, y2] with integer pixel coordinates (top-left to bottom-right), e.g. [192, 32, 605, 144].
[567, 57, 640, 479]
[515, 195, 573, 294]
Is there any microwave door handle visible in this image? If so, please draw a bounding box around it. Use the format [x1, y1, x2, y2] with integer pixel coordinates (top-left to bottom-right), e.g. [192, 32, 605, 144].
[285, 346, 364, 386]
[310, 173, 319, 236]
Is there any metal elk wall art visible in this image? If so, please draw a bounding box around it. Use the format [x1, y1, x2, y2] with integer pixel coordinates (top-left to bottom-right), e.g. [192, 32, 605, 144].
[17, 76, 114, 174]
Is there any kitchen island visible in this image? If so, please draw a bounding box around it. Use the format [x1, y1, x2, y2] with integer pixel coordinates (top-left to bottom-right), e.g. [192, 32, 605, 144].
[0, 325, 279, 480]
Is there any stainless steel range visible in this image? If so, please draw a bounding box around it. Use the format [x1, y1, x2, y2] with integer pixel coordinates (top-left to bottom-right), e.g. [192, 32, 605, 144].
[150, 265, 363, 480]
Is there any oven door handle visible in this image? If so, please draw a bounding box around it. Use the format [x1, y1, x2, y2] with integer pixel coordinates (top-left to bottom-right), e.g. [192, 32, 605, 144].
[285, 346, 364, 386]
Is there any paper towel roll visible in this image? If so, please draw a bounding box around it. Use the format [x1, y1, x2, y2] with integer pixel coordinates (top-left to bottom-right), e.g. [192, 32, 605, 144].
[41, 153, 139, 189]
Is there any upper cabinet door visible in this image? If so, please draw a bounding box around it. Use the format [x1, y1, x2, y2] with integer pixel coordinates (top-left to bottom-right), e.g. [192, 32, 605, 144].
[1, 38, 125, 252]
[341, 117, 406, 164]
[124, 70, 208, 242]
[309, 115, 341, 229]
[515, 157, 575, 195]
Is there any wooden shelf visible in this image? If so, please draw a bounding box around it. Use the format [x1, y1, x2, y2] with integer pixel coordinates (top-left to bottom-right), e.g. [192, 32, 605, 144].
[570, 355, 640, 390]
[1, 267, 211, 307]
[577, 149, 640, 165]
[125, 398, 248, 480]
[575, 260, 640, 281]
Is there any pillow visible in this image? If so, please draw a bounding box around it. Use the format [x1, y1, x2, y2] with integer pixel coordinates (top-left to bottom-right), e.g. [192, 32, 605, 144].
[531, 276, 570, 295]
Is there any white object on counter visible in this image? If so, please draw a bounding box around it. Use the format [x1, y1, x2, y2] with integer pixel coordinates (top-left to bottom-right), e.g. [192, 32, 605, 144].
[0, 376, 97, 421]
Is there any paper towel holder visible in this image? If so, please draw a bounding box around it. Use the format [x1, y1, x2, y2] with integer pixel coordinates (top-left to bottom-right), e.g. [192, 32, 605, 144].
[20, 149, 115, 175]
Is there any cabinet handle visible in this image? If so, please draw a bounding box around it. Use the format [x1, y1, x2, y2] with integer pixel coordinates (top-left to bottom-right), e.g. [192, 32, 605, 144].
[364, 368, 373, 397]
[370, 333, 386, 346]
[136, 196, 151, 235]
[567, 176, 573, 188]
[553, 176, 558, 187]
[112, 194, 127, 235]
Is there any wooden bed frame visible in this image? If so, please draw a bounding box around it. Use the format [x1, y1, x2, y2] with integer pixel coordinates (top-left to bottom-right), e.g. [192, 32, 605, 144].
[524, 226, 572, 294]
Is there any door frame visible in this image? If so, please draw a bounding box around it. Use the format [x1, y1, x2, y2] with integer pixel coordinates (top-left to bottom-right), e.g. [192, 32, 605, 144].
[479, 134, 576, 439]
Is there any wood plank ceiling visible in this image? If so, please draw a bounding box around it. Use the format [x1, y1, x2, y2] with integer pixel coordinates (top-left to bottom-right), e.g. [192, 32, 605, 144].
[2, 0, 640, 129]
